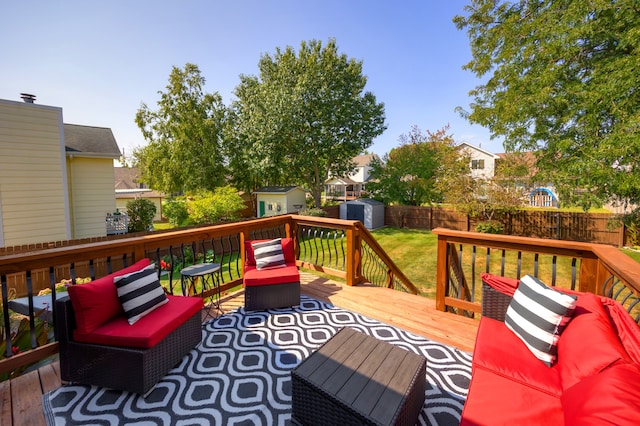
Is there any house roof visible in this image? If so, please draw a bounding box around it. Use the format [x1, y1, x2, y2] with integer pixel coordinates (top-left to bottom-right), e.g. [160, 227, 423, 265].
[64, 124, 121, 159]
[353, 154, 379, 167]
[326, 177, 357, 185]
[254, 186, 303, 194]
[114, 167, 145, 190]
[457, 142, 500, 159]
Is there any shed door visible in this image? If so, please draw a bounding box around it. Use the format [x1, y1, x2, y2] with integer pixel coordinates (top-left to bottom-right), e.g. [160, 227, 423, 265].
[259, 201, 265, 218]
[347, 204, 365, 223]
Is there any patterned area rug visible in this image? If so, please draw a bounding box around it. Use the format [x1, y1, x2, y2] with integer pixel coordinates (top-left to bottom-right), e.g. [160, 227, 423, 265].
[43, 296, 472, 425]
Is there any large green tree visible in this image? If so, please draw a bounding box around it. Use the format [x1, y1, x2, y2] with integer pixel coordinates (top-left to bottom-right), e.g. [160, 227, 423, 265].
[134, 63, 228, 194]
[229, 38, 387, 206]
[454, 0, 640, 209]
[368, 126, 467, 206]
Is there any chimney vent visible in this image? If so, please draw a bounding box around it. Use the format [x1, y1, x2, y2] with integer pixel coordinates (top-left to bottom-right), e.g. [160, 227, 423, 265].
[20, 93, 36, 103]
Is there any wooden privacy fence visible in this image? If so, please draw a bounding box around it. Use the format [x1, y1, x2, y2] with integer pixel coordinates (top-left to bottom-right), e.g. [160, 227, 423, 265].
[383, 205, 626, 247]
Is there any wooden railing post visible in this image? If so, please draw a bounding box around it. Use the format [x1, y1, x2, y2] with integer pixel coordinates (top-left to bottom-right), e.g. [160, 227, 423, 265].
[435, 234, 449, 312]
[345, 226, 362, 286]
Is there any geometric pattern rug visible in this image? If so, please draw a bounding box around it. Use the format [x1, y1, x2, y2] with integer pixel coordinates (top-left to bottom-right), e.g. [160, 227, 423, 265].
[43, 295, 472, 425]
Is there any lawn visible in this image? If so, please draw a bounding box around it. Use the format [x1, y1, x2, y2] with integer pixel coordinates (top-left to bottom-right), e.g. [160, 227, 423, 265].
[370, 227, 640, 299]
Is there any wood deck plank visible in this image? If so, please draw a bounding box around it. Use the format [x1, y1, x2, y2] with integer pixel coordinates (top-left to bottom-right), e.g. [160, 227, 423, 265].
[0, 379, 11, 426]
[10, 272, 478, 423]
[11, 369, 45, 426]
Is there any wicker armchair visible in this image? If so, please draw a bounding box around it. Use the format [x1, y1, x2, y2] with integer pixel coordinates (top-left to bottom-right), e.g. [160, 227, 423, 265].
[55, 296, 202, 395]
[243, 238, 300, 311]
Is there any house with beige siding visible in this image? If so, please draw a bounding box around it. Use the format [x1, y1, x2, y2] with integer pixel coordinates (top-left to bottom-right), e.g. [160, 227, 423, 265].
[0, 98, 121, 247]
[254, 186, 306, 218]
[114, 167, 164, 222]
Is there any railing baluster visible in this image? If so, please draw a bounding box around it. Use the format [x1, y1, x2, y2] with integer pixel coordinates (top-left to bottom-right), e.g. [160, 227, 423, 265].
[552, 256, 557, 287]
[1, 273, 12, 358]
[471, 245, 476, 301]
[485, 247, 491, 274]
[534, 253, 539, 277]
[571, 258, 577, 290]
[516, 251, 522, 279]
[501, 249, 506, 276]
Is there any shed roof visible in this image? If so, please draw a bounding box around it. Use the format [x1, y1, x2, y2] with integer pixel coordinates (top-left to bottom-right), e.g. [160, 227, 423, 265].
[254, 186, 303, 194]
[64, 124, 121, 159]
[345, 198, 384, 205]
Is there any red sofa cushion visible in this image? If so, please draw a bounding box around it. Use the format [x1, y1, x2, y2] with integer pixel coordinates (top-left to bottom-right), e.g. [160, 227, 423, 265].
[461, 365, 564, 426]
[556, 292, 631, 390]
[67, 258, 151, 334]
[243, 265, 300, 287]
[561, 363, 640, 426]
[472, 316, 563, 396]
[245, 238, 295, 266]
[73, 295, 203, 348]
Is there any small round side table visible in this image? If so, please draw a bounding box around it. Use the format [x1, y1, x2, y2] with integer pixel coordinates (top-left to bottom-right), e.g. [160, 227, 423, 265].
[180, 262, 221, 319]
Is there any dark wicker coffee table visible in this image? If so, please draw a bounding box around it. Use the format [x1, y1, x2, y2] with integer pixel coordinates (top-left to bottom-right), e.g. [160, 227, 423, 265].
[291, 327, 426, 426]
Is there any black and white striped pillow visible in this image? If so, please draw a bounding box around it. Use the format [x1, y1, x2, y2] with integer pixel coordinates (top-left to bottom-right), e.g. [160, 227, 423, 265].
[114, 266, 168, 325]
[504, 275, 577, 366]
[252, 238, 286, 270]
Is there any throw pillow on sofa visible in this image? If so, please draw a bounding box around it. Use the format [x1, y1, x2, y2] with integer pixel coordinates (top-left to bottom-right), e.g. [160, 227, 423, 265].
[505, 274, 577, 366]
[114, 266, 168, 325]
[67, 258, 151, 334]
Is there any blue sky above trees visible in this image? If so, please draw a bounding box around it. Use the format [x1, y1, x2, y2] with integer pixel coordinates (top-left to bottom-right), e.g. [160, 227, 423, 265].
[0, 0, 501, 159]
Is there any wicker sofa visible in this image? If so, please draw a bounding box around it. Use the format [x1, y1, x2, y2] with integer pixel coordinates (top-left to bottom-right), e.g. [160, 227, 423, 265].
[56, 258, 203, 395]
[243, 238, 300, 311]
[461, 273, 640, 425]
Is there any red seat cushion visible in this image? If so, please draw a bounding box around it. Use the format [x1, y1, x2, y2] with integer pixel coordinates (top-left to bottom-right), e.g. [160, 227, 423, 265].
[243, 265, 300, 287]
[245, 238, 295, 266]
[73, 295, 203, 348]
[472, 316, 563, 396]
[67, 258, 151, 334]
[461, 366, 564, 426]
[561, 363, 640, 426]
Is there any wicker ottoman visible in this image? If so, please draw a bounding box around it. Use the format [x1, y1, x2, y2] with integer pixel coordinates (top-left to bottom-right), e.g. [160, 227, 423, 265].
[291, 327, 426, 426]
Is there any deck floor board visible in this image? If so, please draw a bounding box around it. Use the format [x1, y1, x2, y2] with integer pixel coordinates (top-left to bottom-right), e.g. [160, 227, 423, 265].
[7, 272, 478, 426]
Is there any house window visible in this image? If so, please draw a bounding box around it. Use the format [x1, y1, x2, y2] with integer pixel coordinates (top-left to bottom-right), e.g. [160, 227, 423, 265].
[471, 159, 485, 170]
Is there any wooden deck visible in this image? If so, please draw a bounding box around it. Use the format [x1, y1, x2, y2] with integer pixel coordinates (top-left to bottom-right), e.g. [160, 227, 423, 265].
[2, 272, 479, 426]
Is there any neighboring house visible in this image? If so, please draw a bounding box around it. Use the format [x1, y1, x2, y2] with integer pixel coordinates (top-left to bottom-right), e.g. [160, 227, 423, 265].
[114, 167, 164, 222]
[457, 142, 500, 180]
[324, 154, 379, 201]
[254, 186, 306, 218]
[0, 97, 121, 247]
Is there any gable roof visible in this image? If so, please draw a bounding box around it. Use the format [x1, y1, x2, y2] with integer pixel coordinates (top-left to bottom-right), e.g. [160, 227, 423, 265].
[64, 124, 121, 159]
[254, 186, 303, 194]
[353, 154, 379, 167]
[114, 167, 145, 190]
[457, 142, 500, 159]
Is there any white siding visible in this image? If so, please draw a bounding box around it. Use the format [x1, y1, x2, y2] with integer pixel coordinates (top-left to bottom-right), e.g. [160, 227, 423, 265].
[0, 100, 69, 246]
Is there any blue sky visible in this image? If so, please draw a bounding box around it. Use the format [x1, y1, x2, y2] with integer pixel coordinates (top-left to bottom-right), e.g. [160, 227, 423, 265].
[0, 1, 504, 160]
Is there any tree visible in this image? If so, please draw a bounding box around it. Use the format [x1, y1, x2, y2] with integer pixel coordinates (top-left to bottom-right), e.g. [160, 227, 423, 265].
[134, 64, 228, 194]
[454, 0, 640, 209]
[367, 126, 467, 206]
[229, 38, 386, 207]
[126, 198, 157, 232]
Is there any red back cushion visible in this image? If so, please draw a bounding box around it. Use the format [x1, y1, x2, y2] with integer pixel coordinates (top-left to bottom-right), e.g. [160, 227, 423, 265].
[245, 238, 295, 266]
[67, 258, 151, 334]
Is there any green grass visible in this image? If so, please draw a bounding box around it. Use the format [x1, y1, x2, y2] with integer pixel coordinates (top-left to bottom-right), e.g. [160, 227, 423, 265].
[371, 227, 640, 300]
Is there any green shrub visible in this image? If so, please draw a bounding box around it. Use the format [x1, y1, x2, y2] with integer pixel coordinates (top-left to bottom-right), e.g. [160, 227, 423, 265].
[163, 198, 190, 226]
[126, 198, 157, 232]
[299, 208, 327, 217]
[475, 220, 504, 234]
[187, 186, 246, 225]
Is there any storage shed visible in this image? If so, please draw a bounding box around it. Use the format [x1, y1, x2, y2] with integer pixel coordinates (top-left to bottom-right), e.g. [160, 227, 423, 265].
[254, 186, 307, 218]
[339, 199, 384, 229]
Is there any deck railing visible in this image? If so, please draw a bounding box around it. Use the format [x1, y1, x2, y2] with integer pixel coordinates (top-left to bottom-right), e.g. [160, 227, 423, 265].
[433, 228, 640, 322]
[0, 215, 416, 377]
